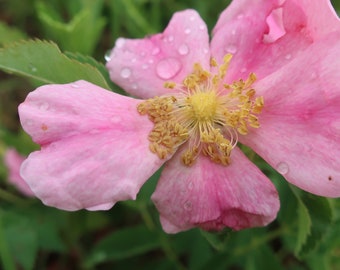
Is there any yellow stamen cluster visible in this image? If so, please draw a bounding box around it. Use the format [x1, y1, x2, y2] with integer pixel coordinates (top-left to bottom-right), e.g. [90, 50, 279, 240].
[137, 54, 264, 166]
[137, 96, 189, 159]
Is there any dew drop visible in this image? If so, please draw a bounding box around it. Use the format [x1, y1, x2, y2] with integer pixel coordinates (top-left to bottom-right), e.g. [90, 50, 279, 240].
[231, 29, 236, 35]
[151, 47, 160, 55]
[183, 200, 192, 211]
[131, 58, 137, 63]
[71, 83, 79, 88]
[199, 24, 206, 31]
[331, 120, 340, 133]
[29, 64, 37, 72]
[111, 115, 121, 123]
[241, 67, 247, 73]
[168, 35, 174, 42]
[237, 14, 244, 19]
[190, 15, 195, 21]
[148, 59, 154, 64]
[131, 83, 138, 90]
[115, 38, 125, 48]
[276, 162, 289, 175]
[25, 119, 34, 126]
[188, 181, 194, 190]
[285, 54, 292, 60]
[142, 64, 149, 70]
[39, 102, 49, 111]
[120, 68, 131, 78]
[178, 44, 189, 55]
[310, 72, 317, 80]
[225, 44, 238, 54]
[104, 50, 112, 62]
[156, 58, 182, 80]
[203, 48, 209, 54]
[184, 28, 191, 34]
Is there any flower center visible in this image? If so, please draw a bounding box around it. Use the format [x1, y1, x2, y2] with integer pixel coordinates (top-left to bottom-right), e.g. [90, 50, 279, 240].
[137, 54, 264, 166]
[188, 91, 218, 122]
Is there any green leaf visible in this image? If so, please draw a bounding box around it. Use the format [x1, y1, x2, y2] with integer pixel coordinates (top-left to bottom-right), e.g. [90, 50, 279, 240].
[64, 51, 122, 94]
[200, 228, 231, 251]
[36, 1, 106, 55]
[246, 244, 284, 270]
[290, 187, 334, 257]
[85, 225, 161, 267]
[1, 211, 39, 270]
[295, 192, 312, 255]
[0, 39, 110, 89]
[0, 22, 27, 46]
[299, 194, 333, 256]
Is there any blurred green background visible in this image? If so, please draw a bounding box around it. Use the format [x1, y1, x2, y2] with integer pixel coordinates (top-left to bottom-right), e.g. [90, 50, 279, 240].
[0, 0, 340, 269]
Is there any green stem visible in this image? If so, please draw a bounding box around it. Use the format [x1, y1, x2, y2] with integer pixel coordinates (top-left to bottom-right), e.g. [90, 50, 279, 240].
[139, 204, 187, 270]
[0, 189, 28, 206]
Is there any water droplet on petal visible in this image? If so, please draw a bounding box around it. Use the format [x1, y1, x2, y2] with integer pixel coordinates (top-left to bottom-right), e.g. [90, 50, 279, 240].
[142, 64, 149, 70]
[188, 181, 194, 190]
[190, 15, 195, 21]
[148, 59, 154, 64]
[25, 119, 33, 126]
[115, 38, 125, 48]
[71, 83, 79, 88]
[331, 120, 340, 133]
[39, 102, 49, 111]
[199, 24, 206, 30]
[241, 67, 247, 73]
[183, 200, 192, 211]
[151, 47, 160, 55]
[156, 58, 182, 80]
[184, 28, 191, 34]
[237, 14, 244, 19]
[225, 44, 238, 54]
[285, 54, 292, 60]
[178, 44, 189, 55]
[310, 72, 318, 80]
[120, 68, 131, 79]
[168, 35, 174, 42]
[231, 29, 236, 35]
[276, 162, 289, 175]
[132, 83, 138, 90]
[104, 50, 112, 62]
[111, 116, 121, 123]
[203, 48, 209, 54]
[131, 58, 137, 63]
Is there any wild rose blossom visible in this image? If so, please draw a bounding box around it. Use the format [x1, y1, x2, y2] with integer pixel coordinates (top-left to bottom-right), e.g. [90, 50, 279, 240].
[19, 0, 340, 233]
[4, 149, 34, 197]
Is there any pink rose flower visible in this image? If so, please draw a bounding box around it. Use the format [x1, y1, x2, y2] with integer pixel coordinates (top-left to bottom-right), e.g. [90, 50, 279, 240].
[4, 148, 34, 197]
[19, 0, 340, 233]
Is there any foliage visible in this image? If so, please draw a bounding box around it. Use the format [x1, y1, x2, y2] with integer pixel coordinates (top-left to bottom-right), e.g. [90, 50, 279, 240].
[0, 0, 339, 269]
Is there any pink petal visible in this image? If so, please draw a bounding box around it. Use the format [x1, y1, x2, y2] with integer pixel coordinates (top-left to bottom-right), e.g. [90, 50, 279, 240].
[152, 148, 279, 233]
[106, 10, 210, 99]
[4, 149, 34, 197]
[241, 33, 340, 197]
[211, 0, 340, 82]
[19, 81, 167, 210]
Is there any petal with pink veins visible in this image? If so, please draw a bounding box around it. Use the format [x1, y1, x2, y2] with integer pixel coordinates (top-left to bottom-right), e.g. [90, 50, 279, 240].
[241, 33, 340, 197]
[152, 148, 279, 233]
[211, 0, 339, 82]
[19, 81, 167, 210]
[106, 10, 210, 99]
